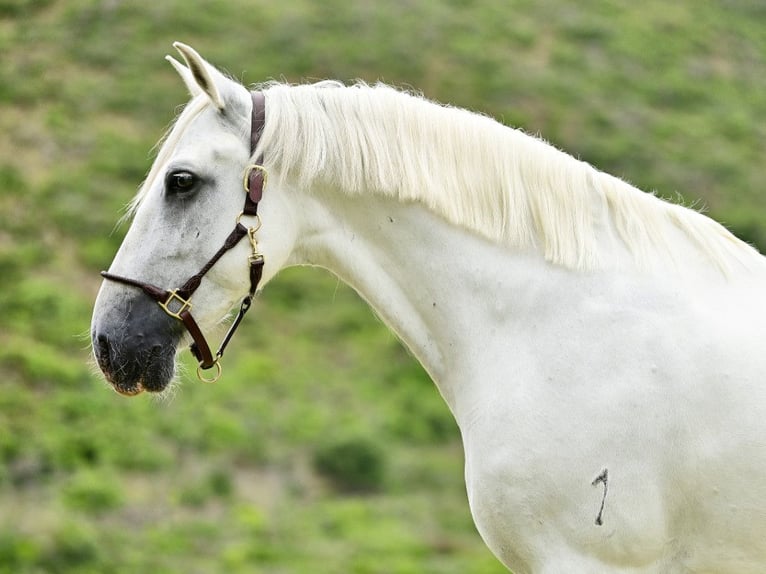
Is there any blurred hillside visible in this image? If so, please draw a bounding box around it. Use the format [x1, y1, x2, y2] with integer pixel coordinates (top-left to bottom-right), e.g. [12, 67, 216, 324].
[1, 1, 764, 572]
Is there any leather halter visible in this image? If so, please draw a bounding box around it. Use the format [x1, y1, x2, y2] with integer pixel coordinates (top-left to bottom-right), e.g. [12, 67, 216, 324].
[101, 92, 267, 383]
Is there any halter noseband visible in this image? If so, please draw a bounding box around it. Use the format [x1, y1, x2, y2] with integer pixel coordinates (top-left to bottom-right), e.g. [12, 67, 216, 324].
[101, 92, 267, 383]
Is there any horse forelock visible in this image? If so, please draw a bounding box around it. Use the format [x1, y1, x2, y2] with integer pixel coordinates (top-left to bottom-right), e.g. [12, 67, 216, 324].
[255, 81, 762, 275]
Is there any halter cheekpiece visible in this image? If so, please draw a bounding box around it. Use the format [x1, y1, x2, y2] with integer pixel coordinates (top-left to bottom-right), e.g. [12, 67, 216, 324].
[100, 92, 268, 384]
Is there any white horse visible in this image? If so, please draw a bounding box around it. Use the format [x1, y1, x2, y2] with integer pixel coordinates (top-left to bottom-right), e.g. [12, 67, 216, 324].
[91, 43, 766, 573]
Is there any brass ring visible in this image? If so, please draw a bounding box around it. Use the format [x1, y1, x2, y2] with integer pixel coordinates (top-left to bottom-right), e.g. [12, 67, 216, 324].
[236, 212, 262, 232]
[196, 360, 222, 383]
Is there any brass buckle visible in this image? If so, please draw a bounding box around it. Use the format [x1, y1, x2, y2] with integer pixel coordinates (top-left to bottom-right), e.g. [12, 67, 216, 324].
[158, 289, 192, 320]
[243, 164, 268, 192]
[196, 359, 222, 383]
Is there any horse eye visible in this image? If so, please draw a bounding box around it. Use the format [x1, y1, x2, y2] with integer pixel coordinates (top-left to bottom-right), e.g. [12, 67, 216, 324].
[165, 171, 198, 195]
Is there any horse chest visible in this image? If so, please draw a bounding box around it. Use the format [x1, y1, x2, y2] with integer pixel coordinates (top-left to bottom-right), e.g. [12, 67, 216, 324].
[452, 296, 766, 573]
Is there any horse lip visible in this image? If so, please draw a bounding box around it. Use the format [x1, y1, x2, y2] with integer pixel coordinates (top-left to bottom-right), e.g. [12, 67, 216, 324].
[112, 381, 146, 397]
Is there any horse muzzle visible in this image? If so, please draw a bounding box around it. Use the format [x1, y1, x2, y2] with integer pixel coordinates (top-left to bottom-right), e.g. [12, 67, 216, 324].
[91, 291, 181, 395]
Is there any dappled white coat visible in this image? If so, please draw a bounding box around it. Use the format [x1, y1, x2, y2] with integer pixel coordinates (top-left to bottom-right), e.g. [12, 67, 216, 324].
[96, 44, 766, 573]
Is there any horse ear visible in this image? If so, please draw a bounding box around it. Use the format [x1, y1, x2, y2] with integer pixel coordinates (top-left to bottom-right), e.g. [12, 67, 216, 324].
[165, 55, 202, 98]
[171, 42, 229, 110]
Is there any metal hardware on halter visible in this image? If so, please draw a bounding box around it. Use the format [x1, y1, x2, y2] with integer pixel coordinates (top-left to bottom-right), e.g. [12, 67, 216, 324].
[236, 211, 261, 230]
[241, 164, 266, 271]
[158, 289, 193, 320]
[247, 227, 264, 265]
[243, 164, 268, 193]
[99, 91, 267, 386]
[197, 360, 223, 383]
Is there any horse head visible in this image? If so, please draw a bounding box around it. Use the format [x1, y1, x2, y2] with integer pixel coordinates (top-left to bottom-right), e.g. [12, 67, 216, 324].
[91, 44, 296, 395]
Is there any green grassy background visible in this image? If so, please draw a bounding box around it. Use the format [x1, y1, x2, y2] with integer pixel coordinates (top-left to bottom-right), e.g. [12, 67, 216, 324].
[1, 1, 765, 572]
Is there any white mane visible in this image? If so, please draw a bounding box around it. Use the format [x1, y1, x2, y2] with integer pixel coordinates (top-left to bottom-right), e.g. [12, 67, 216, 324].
[256, 82, 762, 274]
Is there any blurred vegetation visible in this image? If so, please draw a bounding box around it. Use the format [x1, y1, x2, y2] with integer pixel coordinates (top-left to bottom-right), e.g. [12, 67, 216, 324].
[1, 0, 765, 572]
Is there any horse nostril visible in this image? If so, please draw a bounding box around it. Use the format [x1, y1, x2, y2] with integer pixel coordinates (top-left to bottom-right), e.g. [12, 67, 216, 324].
[95, 333, 113, 372]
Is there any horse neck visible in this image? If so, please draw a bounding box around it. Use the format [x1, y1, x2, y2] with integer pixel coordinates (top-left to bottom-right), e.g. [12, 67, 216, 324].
[286, 186, 572, 414]
[281, 181, 764, 419]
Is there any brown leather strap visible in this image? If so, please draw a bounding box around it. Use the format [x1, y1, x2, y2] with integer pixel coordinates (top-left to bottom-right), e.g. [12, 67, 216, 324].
[182, 309, 215, 368]
[177, 224, 249, 298]
[246, 92, 266, 207]
[100, 271, 171, 305]
[251, 92, 265, 156]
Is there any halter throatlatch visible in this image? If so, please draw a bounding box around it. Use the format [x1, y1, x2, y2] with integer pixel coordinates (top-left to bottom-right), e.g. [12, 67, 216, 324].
[100, 92, 267, 383]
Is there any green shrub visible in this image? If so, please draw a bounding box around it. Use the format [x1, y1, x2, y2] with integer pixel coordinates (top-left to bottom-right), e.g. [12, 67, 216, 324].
[177, 468, 234, 507]
[0, 0, 52, 18]
[0, 530, 42, 570]
[61, 469, 124, 515]
[387, 390, 457, 445]
[313, 436, 386, 493]
[41, 522, 103, 573]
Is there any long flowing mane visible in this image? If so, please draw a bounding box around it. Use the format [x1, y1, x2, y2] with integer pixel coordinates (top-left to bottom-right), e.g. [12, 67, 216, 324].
[257, 81, 762, 274]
